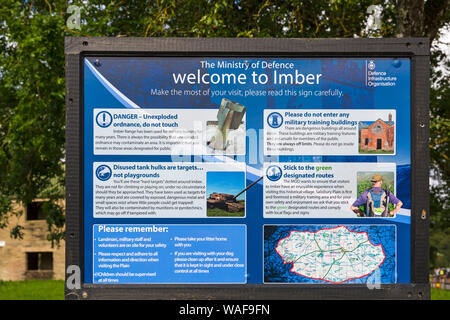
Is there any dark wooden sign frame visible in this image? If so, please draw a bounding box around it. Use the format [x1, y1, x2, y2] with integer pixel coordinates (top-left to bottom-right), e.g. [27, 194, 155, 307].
[65, 37, 430, 300]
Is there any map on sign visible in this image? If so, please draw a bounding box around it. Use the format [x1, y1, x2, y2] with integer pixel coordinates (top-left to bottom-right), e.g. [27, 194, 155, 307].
[264, 225, 396, 284]
[275, 226, 385, 283]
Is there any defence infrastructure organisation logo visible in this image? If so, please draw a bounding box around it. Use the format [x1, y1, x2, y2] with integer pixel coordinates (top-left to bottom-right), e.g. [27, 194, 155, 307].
[365, 59, 400, 88]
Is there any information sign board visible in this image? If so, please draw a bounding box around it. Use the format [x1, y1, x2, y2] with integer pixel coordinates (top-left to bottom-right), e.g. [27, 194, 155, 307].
[65, 38, 430, 299]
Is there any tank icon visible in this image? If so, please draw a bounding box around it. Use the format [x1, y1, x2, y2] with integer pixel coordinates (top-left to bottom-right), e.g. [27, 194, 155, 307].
[95, 165, 112, 181]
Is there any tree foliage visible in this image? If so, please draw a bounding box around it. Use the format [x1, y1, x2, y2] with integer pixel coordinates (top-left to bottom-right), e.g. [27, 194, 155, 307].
[0, 1, 66, 244]
[0, 1, 448, 261]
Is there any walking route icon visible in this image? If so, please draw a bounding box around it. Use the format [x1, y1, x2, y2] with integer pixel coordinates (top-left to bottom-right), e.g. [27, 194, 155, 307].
[275, 226, 386, 283]
[266, 165, 282, 182]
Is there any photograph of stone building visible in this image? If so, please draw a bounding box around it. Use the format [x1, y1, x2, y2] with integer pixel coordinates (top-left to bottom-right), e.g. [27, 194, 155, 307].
[0, 200, 65, 281]
[359, 114, 395, 154]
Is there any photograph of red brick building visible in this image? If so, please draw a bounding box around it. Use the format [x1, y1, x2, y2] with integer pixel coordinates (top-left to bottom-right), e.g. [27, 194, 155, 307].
[359, 114, 395, 154]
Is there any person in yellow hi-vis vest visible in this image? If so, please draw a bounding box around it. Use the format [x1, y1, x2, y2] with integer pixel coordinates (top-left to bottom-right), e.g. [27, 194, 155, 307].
[350, 174, 403, 217]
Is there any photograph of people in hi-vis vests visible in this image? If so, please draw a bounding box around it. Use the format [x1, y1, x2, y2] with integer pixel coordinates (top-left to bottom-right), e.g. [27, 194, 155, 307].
[350, 173, 402, 217]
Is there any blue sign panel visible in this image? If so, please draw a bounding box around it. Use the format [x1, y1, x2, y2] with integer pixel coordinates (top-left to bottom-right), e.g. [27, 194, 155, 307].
[93, 224, 246, 284]
[83, 57, 411, 284]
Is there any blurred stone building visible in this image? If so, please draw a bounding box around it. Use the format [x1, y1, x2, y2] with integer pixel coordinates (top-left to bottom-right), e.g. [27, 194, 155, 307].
[0, 200, 65, 281]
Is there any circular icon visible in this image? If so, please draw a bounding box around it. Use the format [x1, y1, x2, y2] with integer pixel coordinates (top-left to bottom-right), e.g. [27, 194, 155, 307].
[392, 59, 402, 68]
[267, 112, 283, 128]
[96, 111, 113, 128]
[96, 165, 112, 181]
[266, 165, 282, 182]
[368, 60, 376, 70]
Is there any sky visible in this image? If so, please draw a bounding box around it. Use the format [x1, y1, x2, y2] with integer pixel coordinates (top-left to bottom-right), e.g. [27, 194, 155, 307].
[206, 171, 246, 200]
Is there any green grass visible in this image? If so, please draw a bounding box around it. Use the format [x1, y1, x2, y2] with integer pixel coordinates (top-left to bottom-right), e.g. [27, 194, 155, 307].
[207, 207, 244, 217]
[358, 148, 394, 154]
[431, 288, 450, 300]
[207, 200, 245, 217]
[357, 172, 394, 195]
[0, 280, 448, 300]
[0, 280, 64, 300]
